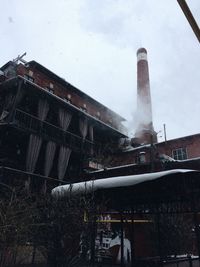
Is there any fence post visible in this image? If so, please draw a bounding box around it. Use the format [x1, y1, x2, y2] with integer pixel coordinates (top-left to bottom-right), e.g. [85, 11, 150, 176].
[120, 211, 124, 267]
[188, 254, 193, 267]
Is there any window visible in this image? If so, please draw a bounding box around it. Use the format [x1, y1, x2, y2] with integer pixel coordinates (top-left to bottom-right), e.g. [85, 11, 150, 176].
[24, 74, 34, 83]
[49, 82, 54, 89]
[80, 103, 87, 112]
[96, 111, 101, 119]
[63, 94, 71, 103]
[28, 70, 33, 77]
[172, 148, 187, 160]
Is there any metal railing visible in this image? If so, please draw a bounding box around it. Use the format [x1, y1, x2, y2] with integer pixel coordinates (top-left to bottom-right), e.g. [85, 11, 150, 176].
[12, 109, 96, 154]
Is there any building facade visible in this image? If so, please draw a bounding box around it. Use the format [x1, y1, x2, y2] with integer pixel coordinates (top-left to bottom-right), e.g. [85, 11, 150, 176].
[110, 133, 200, 169]
[0, 59, 127, 192]
[1, 55, 200, 266]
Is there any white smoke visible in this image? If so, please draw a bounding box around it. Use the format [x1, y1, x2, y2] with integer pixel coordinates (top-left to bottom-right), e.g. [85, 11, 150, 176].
[123, 91, 153, 139]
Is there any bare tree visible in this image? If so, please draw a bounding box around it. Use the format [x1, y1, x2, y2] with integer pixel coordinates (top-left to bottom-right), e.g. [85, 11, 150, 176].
[151, 213, 194, 259]
[0, 185, 92, 267]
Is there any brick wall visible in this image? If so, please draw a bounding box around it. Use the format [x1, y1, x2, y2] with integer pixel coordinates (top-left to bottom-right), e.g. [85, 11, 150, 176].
[112, 134, 200, 167]
[16, 63, 123, 132]
[157, 134, 200, 159]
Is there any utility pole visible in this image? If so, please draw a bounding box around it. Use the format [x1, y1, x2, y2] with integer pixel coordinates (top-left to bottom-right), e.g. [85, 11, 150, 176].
[163, 124, 167, 143]
[150, 133, 154, 172]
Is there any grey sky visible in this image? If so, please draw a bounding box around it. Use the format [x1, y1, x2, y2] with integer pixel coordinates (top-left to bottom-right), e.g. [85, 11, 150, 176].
[1, 0, 200, 141]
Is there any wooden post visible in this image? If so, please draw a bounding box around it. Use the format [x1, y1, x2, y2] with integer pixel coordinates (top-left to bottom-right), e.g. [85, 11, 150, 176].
[150, 133, 154, 172]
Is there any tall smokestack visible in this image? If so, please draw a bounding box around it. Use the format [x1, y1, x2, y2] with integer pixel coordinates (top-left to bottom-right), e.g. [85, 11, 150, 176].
[134, 48, 157, 144]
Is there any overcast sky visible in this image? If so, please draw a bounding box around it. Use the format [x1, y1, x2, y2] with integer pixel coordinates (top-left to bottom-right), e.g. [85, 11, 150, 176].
[1, 0, 200, 141]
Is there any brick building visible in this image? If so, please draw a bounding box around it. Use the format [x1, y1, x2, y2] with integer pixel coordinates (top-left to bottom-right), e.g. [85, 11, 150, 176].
[107, 47, 200, 170]
[0, 56, 200, 266]
[157, 134, 200, 160]
[0, 57, 199, 189]
[0, 59, 127, 192]
[111, 133, 200, 168]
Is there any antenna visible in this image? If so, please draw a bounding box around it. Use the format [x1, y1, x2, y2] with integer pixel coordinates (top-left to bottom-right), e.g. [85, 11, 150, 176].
[13, 52, 27, 64]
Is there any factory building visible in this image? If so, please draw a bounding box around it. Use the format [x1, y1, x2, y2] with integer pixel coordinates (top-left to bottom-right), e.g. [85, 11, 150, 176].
[52, 47, 200, 266]
[0, 57, 127, 192]
[0, 50, 200, 266]
[0, 49, 200, 190]
[111, 133, 200, 168]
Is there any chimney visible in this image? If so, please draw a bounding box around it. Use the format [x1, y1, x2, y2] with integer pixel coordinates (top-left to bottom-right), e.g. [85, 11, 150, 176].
[134, 48, 157, 145]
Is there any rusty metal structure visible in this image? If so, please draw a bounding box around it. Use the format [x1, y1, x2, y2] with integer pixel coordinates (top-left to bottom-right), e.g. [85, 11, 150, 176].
[177, 0, 200, 43]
